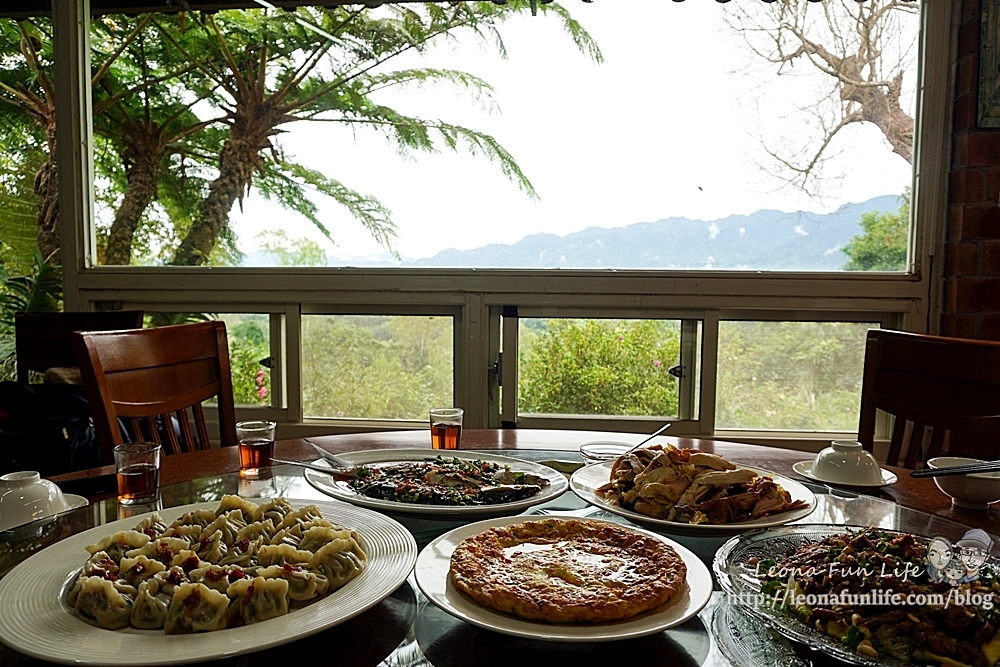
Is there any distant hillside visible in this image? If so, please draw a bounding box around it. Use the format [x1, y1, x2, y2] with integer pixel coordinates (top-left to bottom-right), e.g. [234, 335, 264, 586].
[245, 194, 904, 270]
[409, 195, 902, 270]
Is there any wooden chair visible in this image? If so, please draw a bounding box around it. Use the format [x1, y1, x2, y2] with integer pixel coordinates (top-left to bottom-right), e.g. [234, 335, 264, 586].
[72, 320, 238, 465]
[858, 329, 1000, 468]
[14, 310, 144, 383]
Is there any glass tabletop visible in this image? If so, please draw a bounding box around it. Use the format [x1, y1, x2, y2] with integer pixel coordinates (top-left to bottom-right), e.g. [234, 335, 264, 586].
[1, 450, 993, 667]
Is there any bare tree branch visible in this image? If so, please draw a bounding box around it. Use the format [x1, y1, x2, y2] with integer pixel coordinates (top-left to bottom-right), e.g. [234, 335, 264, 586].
[724, 0, 917, 193]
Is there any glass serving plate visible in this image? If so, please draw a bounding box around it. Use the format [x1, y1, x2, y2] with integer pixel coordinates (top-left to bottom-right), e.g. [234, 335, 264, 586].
[712, 523, 998, 667]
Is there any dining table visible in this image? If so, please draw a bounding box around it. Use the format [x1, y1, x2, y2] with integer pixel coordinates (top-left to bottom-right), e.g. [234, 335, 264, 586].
[2, 429, 998, 667]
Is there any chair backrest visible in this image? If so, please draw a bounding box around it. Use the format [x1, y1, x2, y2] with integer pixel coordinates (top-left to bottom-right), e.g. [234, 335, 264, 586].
[72, 320, 238, 465]
[858, 329, 1000, 467]
[14, 310, 144, 384]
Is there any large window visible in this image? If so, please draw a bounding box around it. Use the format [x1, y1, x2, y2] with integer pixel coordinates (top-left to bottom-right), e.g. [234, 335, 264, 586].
[0, 0, 950, 446]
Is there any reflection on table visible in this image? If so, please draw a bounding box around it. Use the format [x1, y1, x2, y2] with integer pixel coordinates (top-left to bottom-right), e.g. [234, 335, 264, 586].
[1, 430, 997, 667]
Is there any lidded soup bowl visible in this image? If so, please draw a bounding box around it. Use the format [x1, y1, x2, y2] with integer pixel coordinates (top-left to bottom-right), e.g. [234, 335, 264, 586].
[0, 471, 72, 531]
[810, 440, 883, 485]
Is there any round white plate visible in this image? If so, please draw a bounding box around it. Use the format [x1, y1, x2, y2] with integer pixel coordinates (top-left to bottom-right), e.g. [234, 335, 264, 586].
[569, 462, 816, 537]
[414, 515, 712, 642]
[0, 497, 417, 666]
[303, 449, 569, 519]
[792, 460, 897, 488]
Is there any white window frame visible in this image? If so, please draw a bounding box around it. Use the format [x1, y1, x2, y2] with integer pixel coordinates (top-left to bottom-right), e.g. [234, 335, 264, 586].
[50, 0, 956, 448]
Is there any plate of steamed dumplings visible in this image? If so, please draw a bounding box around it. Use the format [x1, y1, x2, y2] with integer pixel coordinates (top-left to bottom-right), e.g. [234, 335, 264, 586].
[0, 496, 418, 666]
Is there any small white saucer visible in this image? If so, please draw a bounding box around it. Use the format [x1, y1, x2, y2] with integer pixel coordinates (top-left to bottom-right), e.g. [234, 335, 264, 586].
[792, 461, 897, 488]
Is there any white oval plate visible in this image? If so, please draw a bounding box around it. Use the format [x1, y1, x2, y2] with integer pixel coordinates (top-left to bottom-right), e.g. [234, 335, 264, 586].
[570, 462, 816, 537]
[792, 460, 897, 488]
[414, 515, 712, 642]
[0, 498, 417, 666]
[303, 449, 568, 519]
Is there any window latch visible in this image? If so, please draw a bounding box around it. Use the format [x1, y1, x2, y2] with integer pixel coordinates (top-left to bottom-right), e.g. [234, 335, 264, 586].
[258, 356, 275, 369]
[487, 352, 503, 401]
[668, 364, 684, 379]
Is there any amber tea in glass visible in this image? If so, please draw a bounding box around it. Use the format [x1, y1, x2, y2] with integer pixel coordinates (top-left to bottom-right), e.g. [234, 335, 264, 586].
[237, 420, 276, 477]
[429, 408, 463, 450]
[114, 442, 161, 505]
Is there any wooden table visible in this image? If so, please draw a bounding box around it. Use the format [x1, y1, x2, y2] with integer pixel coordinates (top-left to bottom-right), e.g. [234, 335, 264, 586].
[2, 429, 996, 667]
[48, 429, 1000, 532]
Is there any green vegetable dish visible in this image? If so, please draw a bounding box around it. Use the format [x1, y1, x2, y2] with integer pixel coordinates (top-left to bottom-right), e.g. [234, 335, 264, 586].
[344, 456, 551, 506]
[755, 527, 1000, 667]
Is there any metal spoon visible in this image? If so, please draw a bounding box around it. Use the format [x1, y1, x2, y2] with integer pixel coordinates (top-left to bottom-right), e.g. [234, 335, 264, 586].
[626, 422, 672, 453]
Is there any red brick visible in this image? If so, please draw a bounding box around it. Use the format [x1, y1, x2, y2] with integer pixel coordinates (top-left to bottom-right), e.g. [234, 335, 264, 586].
[958, 17, 981, 56]
[952, 277, 1000, 311]
[951, 168, 986, 203]
[954, 132, 970, 167]
[957, 203, 1000, 239]
[966, 132, 1000, 167]
[984, 239, 1000, 275]
[980, 314, 1000, 340]
[988, 169, 1000, 201]
[954, 95, 977, 133]
[942, 313, 977, 338]
[947, 241, 981, 276]
[957, 56, 978, 98]
[946, 279, 961, 309]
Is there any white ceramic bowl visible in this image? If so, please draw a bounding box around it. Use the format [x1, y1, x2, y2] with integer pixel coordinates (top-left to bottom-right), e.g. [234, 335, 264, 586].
[810, 440, 884, 486]
[0, 471, 72, 531]
[926, 457, 1000, 510]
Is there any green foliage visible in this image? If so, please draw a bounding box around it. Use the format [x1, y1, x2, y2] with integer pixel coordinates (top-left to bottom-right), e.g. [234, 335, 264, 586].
[518, 319, 680, 416]
[843, 191, 909, 271]
[715, 321, 870, 431]
[0, 250, 62, 378]
[256, 231, 327, 267]
[225, 316, 271, 406]
[300, 315, 453, 419]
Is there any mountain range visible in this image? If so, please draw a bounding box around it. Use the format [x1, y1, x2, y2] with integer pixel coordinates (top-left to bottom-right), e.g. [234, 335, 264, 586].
[247, 194, 903, 270]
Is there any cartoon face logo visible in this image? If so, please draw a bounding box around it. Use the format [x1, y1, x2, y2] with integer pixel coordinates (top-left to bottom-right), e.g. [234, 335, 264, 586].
[961, 546, 989, 572]
[927, 537, 953, 571]
[944, 557, 967, 583]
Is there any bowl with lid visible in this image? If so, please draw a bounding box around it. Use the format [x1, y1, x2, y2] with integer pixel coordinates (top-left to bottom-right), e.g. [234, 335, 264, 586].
[0, 471, 74, 532]
[808, 440, 884, 486]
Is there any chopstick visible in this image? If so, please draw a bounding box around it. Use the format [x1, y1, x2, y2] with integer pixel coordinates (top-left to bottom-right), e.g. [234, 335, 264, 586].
[910, 461, 1000, 478]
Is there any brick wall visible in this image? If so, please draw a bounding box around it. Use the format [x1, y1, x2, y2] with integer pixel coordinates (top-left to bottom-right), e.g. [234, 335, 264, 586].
[946, 0, 1000, 339]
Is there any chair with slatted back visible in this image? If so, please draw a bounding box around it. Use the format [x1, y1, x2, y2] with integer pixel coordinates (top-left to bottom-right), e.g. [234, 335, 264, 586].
[14, 310, 144, 384]
[858, 329, 1000, 468]
[72, 320, 238, 465]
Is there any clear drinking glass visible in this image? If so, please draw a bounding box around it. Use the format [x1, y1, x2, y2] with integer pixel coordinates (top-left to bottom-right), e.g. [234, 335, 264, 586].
[236, 420, 276, 477]
[114, 442, 161, 505]
[429, 408, 463, 450]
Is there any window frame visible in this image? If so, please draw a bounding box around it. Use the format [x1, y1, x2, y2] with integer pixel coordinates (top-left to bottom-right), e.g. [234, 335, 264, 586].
[49, 0, 956, 447]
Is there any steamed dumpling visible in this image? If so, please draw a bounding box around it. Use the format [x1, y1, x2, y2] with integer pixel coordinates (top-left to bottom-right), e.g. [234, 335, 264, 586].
[163, 583, 229, 634]
[307, 534, 366, 588]
[72, 577, 135, 629]
[85, 531, 150, 561]
[118, 554, 167, 587]
[216, 495, 259, 524]
[258, 564, 329, 601]
[131, 577, 172, 629]
[226, 576, 289, 626]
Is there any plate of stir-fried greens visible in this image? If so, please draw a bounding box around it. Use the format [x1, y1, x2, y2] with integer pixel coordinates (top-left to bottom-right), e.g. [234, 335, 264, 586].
[714, 525, 1000, 667]
[302, 449, 568, 518]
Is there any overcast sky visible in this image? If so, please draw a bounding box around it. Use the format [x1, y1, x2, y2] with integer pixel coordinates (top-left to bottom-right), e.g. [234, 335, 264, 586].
[229, 1, 916, 262]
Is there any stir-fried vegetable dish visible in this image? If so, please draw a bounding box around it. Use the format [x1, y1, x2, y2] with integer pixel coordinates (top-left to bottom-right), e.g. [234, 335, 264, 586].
[756, 527, 1000, 666]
